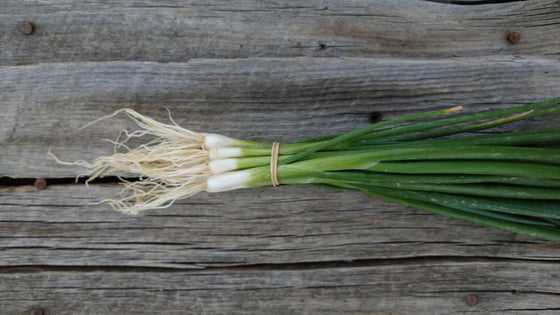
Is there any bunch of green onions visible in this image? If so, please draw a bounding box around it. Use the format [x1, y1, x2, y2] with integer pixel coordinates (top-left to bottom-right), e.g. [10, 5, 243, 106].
[61, 98, 560, 241]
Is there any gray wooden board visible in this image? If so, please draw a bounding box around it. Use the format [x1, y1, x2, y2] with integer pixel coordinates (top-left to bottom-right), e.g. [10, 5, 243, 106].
[2, 184, 560, 269]
[2, 0, 560, 313]
[1, 57, 559, 178]
[1, 0, 560, 65]
[1, 261, 560, 314]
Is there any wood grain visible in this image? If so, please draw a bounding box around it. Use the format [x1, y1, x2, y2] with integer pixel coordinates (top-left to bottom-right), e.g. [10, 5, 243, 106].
[1, 0, 559, 65]
[2, 0, 560, 314]
[1, 261, 559, 314]
[1, 57, 559, 178]
[2, 184, 559, 269]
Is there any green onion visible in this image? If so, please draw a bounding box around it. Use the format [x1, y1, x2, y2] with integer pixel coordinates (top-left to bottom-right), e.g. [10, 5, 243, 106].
[59, 99, 560, 241]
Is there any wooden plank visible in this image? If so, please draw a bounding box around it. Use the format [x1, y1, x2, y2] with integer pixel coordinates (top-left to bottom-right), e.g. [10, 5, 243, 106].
[3, 1, 559, 313]
[1, 184, 559, 268]
[1, 0, 559, 65]
[1, 57, 559, 178]
[1, 261, 559, 314]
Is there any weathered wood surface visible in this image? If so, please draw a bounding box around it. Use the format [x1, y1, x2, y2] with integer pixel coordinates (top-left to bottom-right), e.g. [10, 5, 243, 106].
[2, 261, 560, 314]
[1, 0, 560, 314]
[2, 57, 560, 178]
[3, 184, 560, 268]
[1, 0, 559, 65]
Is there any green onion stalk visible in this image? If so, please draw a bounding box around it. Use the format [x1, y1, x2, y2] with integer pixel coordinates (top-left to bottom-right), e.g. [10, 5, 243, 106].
[58, 98, 560, 241]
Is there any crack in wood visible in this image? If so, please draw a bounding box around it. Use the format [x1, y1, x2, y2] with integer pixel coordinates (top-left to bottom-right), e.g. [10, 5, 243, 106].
[0, 176, 134, 187]
[426, 0, 526, 4]
[1, 255, 559, 274]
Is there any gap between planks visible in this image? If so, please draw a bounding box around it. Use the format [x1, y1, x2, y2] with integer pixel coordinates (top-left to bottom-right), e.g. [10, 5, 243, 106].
[2, 255, 559, 274]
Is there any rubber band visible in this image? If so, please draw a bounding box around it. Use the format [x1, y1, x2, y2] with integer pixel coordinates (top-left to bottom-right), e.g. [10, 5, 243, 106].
[270, 142, 280, 187]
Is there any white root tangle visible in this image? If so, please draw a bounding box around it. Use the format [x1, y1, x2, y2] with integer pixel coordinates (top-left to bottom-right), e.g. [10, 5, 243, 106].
[58, 108, 212, 214]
